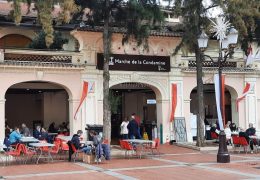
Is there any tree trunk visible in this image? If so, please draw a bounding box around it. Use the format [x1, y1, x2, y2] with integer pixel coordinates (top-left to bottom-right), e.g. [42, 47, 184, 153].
[195, 47, 205, 147]
[103, 0, 111, 143]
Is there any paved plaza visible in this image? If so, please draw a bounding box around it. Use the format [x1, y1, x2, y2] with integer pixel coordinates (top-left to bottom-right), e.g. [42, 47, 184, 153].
[1, 145, 260, 180]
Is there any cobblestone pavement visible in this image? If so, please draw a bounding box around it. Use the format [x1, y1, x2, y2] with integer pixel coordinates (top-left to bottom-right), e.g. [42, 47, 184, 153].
[1, 145, 260, 180]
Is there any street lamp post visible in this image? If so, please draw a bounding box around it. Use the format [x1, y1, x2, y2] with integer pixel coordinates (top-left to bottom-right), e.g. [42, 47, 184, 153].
[197, 17, 238, 163]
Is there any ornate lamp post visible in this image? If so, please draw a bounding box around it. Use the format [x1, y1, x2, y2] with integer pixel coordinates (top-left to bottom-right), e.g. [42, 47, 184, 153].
[197, 16, 238, 163]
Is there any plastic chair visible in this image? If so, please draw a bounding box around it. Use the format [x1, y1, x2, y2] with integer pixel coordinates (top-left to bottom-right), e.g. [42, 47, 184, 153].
[71, 144, 82, 162]
[232, 135, 240, 153]
[119, 140, 125, 149]
[239, 137, 250, 153]
[122, 141, 135, 159]
[211, 132, 218, 139]
[20, 144, 37, 164]
[6, 143, 23, 164]
[151, 138, 160, 156]
[49, 141, 61, 159]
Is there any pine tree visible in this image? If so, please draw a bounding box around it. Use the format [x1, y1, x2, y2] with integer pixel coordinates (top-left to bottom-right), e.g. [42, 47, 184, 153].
[166, 0, 260, 146]
[78, 0, 164, 142]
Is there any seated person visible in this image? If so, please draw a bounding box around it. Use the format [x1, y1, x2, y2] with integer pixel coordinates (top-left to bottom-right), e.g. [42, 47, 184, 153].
[41, 127, 52, 143]
[239, 128, 254, 153]
[89, 130, 110, 162]
[224, 124, 232, 145]
[33, 126, 43, 139]
[4, 134, 11, 151]
[230, 123, 237, 132]
[21, 123, 31, 137]
[246, 123, 256, 136]
[48, 122, 57, 133]
[68, 130, 92, 162]
[210, 124, 220, 134]
[9, 127, 22, 145]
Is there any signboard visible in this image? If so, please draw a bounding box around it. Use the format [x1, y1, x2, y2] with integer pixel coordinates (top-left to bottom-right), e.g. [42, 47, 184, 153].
[147, 99, 156, 104]
[173, 117, 187, 142]
[97, 53, 170, 72]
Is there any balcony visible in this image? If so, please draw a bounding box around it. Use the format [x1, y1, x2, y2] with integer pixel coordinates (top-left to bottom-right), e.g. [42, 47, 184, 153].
[0, 49, 86, 69]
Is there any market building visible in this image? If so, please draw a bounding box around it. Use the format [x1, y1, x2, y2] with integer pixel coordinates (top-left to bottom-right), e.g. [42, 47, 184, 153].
[0, 1, 260, 143]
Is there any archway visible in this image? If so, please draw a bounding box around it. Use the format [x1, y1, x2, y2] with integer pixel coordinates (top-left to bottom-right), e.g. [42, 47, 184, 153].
[0, 34, 32, 48]
[110, 82, 162, 144]
[5, 81, 70, 136]
[189, 84, 238, 139]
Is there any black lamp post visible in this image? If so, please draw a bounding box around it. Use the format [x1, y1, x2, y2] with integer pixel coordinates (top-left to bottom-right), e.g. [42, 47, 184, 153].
[197, 22, 238, 163]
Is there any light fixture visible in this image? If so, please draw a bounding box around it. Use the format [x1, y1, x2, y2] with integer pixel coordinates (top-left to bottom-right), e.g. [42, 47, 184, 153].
[227, 26, 238, 48]
[221, 38, 229, 50]
[197, 30, 209, 51]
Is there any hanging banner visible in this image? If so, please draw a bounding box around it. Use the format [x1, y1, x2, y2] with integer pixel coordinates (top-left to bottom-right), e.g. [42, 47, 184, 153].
[221, 75, 226, 126]
[170, 84, 177, 122]
[74, 81, 88, 120]
[214, 74, 224, 130]
[236, 83, 254, 111]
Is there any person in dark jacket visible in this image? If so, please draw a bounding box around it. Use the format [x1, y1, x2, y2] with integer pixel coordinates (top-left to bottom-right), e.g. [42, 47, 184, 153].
[246, 123, 256, 136]
[239, 127, 255, 153]
[33, 126, 42, 139]
[68, 130, 91, 162]
[127, 114, 140, 139]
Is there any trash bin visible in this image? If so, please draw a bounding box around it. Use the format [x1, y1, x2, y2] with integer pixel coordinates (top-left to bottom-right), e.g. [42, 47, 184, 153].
[85, 124, 103, 141]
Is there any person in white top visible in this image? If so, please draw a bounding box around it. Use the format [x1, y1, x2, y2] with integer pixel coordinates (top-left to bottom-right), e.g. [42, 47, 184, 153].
[120, 117, 129, 139]
[224, 124, 232, 145]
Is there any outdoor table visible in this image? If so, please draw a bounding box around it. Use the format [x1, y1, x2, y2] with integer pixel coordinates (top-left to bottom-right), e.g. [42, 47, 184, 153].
[231, 131, 239, 135]
[57, 135, 72, 142]
[58, 135, 87, 144]
[124, 139, 153, 158]
[48, 133, 58, 136]
[29, 143, 55, 164]
[20, 137, 40, 143]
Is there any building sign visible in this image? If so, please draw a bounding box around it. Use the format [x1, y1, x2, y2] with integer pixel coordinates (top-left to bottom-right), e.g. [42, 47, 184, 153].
[97, 53, 170, 72]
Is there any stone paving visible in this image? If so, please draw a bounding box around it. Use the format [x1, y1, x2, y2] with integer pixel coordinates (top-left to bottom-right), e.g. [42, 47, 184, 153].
[1, 145, 260, 180]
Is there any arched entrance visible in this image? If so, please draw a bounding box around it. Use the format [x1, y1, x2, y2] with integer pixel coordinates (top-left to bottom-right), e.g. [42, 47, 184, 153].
[189, 84, 238, 139]
[110, 82, 162, 143]
[5, 81, 70, 135]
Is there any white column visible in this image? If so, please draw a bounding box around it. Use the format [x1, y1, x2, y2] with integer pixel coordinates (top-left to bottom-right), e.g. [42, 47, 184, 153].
[0, 99, 6, 140]
[245, 79, 257, 128]
[184, 99, 193, 142]
[157, 99, 170, 143]
[231, 98, 239, 126]
[68, 99, 81, 135]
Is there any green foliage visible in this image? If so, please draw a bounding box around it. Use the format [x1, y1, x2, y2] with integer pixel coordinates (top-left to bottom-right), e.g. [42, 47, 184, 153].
[28, 30, 68, 50]
[109, 91, 121, 114]
[8, 0, 79, 47]
[220, 0, 260, 53]
[75, 0, 164, 49]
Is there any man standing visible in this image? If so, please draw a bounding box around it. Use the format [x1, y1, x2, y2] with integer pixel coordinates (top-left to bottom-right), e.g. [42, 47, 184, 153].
[127, 113, 140, 139]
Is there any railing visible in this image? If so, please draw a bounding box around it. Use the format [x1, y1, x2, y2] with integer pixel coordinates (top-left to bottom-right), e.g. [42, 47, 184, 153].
[0, 49, 85, 68]
[188, 60, 237, 68]
[4, 53, 72, 63]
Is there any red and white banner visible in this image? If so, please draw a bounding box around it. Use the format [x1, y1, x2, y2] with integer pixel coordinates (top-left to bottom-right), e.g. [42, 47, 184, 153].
[236, 83, 254, 111]
[246, 45, 260, 66]
[221, 75, 226, 126]
[170, 84, 177, 122]
[214, 74, 224, 130]
[74, 81, 89, 120]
